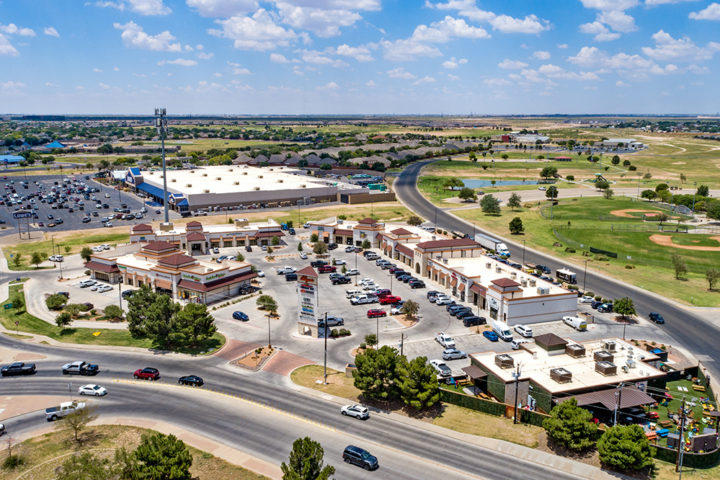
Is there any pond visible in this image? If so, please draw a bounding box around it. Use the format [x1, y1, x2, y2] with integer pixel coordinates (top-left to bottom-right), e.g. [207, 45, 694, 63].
[461, 179, 539, 188]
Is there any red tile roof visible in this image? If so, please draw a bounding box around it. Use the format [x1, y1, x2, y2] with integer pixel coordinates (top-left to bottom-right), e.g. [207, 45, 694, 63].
[141, 241, 177, 253]
[255, 230, 284, 238]
[395, 244, 414, 257]
[491, 278, 521, 288]
[157, 253, 196, 267]
[186, 221, 202, 227]
[131, 224, 153, 232]
[177, 271, 257, 292]
[357, 217, 377, 225]
[186, 232, 206, 242]
[85, 260, 120, 273]
[296, 266, 317, 277]
[334, 229, 353, 236]
[416, 238, 479, 249]
[391, 228, 413, 236]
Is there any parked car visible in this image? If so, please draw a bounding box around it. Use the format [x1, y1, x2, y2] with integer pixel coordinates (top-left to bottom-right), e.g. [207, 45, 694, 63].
[256, 270, 265, 277]
[514, 325, 533, 338]
[340, 404, 369, 420]
[318, 316, 344, 327]
[310, 260, 328, 268]
[351, 294, 377, 305]
[512, 339, 531, 350]
[318, 265, 337, 273]
[78, 384, 107, 396]
[327, 243, 338, 250]
[334, 259, 346, 265]
[62, 361, 99, 376]
[276, 266, 296, 275]
[343, 445, 378, 470]
[299, 252, 308, 260]
[1, 362, 36, 376]
[649, 312, 665, 324]
[245, 245, 252, 252]
[435, 295, 453, 305]
[345, 245, 355, 253]
[346, 268, 359, 276]
[483, 330, 499, 342]
[591, 300, 603, 310]
[133, 367, 160, 380]
[434, 332, 456, 349]
[232, 311, 249, 321]
[598, 303, 614, 313]
[427, 290, 441, 301]
[429, 359, 452, 377]
[463, 316, 486, 327]
[332, 276, 351, 285]
[285, 272, 298, 281]
[379, 295, 401, 305]
[366, 309, 386, 318]
[442, 348, 467, 360]
[409, 280, 426, 289]
[579, 296, 594, 303]
[178, 375, 204, 387]
[563, 316, 588, 331]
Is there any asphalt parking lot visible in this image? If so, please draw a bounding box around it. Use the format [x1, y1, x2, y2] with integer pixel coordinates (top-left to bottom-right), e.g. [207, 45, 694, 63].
[0, 173, 179, 235]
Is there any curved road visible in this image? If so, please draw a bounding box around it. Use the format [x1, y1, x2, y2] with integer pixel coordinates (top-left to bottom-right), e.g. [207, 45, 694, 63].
[394, 159, 719, 377]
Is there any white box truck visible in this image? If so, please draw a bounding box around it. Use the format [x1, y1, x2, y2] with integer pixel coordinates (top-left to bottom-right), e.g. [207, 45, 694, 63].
[563, 316, 587, 331]
[491, 321, 513, 342]
[474, 233, 510, 257]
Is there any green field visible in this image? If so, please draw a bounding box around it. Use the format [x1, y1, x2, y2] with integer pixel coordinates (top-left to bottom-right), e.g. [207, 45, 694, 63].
[4, 233, 130, 270]
[452, 196, 720, 306]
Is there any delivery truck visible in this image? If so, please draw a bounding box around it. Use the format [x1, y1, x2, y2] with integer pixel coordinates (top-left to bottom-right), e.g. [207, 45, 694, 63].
[474, 232, 511, 257]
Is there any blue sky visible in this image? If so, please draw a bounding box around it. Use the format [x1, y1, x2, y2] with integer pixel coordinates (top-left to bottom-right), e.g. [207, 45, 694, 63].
[1, 0, 719, 114]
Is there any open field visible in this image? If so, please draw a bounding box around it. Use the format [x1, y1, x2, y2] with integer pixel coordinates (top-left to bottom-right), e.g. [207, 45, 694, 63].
[452, 196, 720, 306]
[0, 424, 267, 480]
[116, 138, 300, 153]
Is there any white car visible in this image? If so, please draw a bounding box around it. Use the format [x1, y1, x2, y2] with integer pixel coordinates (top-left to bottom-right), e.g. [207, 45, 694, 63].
[435, 332, 456, 349]
[442, 348, 467, 360]
[299, 252, 308, 260]
[390, 306, 402, 315]
[350, 295, 377, 305]
[334, 259, 346, 265]
[340, 404, 369, 420]
[512, 339, 530, 350]
[79, 280, 96, 288]
[101, 244, 111, 250]
[78, 384, 107, 396]
[538, 186, 547, 191]
[435, 295, 453, 305]
[276, 266, 296, 275]
[98, 285, 113, 293]
[514, 325, 533, 338]
[256, 270, 265, 277]
[346, 268, 360, 276]
[579, 296, 594, 303]
[90, 284, 100, 291]
[91, 246, 104, 253]
[359, 278, 375, 286]
[49, 255, 64, 262]
[429, 359, 452, 377]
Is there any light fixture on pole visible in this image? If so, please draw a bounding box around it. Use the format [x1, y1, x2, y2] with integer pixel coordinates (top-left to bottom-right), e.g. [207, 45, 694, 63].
[155, 108, 170, 224]
[513, 364, 521, 424]
[323, 312, 328, 384]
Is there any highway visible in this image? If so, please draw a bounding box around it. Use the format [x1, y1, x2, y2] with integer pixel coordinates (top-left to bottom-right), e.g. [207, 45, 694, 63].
[0, 335, 581, 480]
[394, 159, 720, 377]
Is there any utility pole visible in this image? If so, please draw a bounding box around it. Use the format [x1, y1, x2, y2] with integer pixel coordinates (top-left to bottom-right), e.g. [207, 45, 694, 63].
[266, 313, 271, 348]
[118, 280, 123, 311]
[354, 250, 358, 286]
[677, 396, 686, 474]
[155, 108, 169, 223]
[513, 364, 521, 424]
[583, 260, 588, 292]
[400, 332, 404, 356]
[613, 384, 625, 426]
[522, 239, 526, 266]
[323, 312, 328, 385]
[376, 316, 379, 347]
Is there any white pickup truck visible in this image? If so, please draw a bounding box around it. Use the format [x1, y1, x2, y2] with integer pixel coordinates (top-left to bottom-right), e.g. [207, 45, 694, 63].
[45, 401, 86, 421]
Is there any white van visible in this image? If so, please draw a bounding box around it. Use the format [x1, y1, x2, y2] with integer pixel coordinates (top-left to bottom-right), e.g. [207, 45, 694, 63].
[492, 321, 513, 342]
[563, 316, 587, 331]
[346, 289, 363, 298]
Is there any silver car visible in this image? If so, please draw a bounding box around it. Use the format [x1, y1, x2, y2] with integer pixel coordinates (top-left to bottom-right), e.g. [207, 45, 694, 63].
[442, 348, 467, 360]
[341, 404, 369, 420]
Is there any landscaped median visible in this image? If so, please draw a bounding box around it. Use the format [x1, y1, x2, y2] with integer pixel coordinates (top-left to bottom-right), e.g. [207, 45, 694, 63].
[0, 282, 225, 354]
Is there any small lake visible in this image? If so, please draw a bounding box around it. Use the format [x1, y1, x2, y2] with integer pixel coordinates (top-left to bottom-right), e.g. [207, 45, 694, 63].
[461, 179, 539, 188]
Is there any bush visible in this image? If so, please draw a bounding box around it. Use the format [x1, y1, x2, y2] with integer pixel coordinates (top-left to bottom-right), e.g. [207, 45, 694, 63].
[104, 304, 123, 320]
[542, 398, 598, 451]
[3, 455, 25, 469]
[566, 175, 575, 181]
[46, 293, 68, 311]
[598, 425, 654, 472]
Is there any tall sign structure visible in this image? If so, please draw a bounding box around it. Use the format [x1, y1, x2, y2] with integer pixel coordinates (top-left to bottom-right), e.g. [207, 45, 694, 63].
[296, 266, 318, 336]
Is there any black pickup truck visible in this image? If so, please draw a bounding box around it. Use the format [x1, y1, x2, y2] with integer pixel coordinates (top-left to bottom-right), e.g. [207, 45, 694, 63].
[61, 361, 99, 376]
[1, 362, 37, 376]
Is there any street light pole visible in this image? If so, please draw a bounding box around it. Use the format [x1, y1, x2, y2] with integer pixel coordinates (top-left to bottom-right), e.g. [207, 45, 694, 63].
[266, 313, 271, 348]
[522, 239, 526, 266]
[323, 312, 328, 385]
[354, 250, 358, 286]
[513, 364, 521, 424]
[583, 260, 588, 292]
[155, 108, 169, 223]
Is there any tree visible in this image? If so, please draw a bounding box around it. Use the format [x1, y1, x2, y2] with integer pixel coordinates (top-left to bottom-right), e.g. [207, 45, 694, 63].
[103, 304, 123, 321]
[507, 193, 522, 211]
[603, 188, 614, 200]
[364, 334, 377, 348]
[46, 293, 68, 310]
[64, 245, 71, 254]
[706, 268, 720, 290]
[655, 183, 669, 193]
[509, 217, 524, 235]
[480, 194, 501, 215]
[171, 303, 216, 347]
[271, 235, 280, 246]
[297, 242, 303, 252]
[457, 187, 477, 202]
[80, 247, 93, 262]
[640, 189, 657, 200]
[12, 253, 22, 268]
[281, 437, 335, 480]
[595, 179, 610, 190]
[407, 215, 423, 226]
[353, 345, 400, 402]
[310, 233, 319, 242]
[65, 303, 82, 319]
[313, 241, 328, 255]
[56, 312, 72, 328]
[707, 200, 720, 220]
[540, 166, 557, 179]
[266, 246, 274, 255]
[672, 253, 688, 280]
[131, 433, 193, 480]
[542, 398, 598, 451]
[58, 404, 98, 443]
[361, 239, 371, 250]
[545, 186, 558, 199]
[31, 252, 43, 269]
[256, 295, 278, 315]
[236, 252, 245, 261]
[443, 178, 464, 190]
[611, 155, 620, 165]
[400, 299, 419, 319]
[597, 425, 654, 472]
[613, 297, 635, 320]
[697, 184, 709, 197]
[57, 452, 116, 480]
[396, 356, 440, 410]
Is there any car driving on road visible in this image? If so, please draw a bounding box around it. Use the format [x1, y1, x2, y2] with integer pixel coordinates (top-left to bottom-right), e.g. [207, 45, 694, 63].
[78, 384, 107, 396]
[1, 362, 36, 376]
[178, 375, 204, 387]
[343, 445, 379, 471]
[649, 312, 665, 324]
[133, 367, 160, 380]
[62, 361, 99, 375]
[340, 404, 369, 420]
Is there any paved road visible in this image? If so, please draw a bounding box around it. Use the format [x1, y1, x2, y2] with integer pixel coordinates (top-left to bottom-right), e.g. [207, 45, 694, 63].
[0, 337, 583, 480]
[394, 159, 720, 377]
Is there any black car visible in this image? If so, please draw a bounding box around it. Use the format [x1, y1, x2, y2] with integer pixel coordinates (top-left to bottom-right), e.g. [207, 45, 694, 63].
[285, 272, 298, 281]
[245, 245, 252, 252]
[463, 316, 486, 327]
[178, 375, 204, 387]
[456, 310, 475, 319]
[426, 290, 440, 301]
[591, 300, 603, 310]
[393, 270, 408, 279]
[343, 445, 379, 471]
[288, 228, 296, 235]
[332, 276, 351, 285]
[327, 243, 338, 250]
[397, 274, 412, 282]
[121, 290, 134, 298]
[1, 362, 36, 376]
[409, 280, 425, 289]
[447, 304, 466, 314]
[310, 260, 328, 268]
[649, 312, 665, 324]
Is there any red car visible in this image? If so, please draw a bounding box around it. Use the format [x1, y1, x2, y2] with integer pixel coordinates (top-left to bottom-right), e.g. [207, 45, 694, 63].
[133, 367, 160, 380]
[367, 309, 387, 318]
[318, 265, 336, 273]
[379, 295, 401, 305]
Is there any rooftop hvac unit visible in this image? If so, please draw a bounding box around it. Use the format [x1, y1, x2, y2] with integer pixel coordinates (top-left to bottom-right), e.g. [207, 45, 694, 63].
[521, 280, 528, 287]
[595, 361, 617, 376]
[486, 262, 492, 269]
[565, 344, 586, 358]
[594, 350, 614, 363]
[550, 368, 572, 384]
[537, 287, 550, 295]
[495, 266, 502, 273]
[216, 177, 221, 181]
[529, 279, 537, 287]
[186, 184, 192, 187]
[626, 358, 637, 369]
[510, 272, 517, 279]
[202, 173, 207, 177]
[494, 354, 514, 369]
[603, 340, 617, 351]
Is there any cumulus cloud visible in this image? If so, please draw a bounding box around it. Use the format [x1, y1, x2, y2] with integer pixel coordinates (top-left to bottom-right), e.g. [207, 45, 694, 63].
[44, 27, 60, 37]
[91, 0, 170, 14]
[228, 61, 251, 74]
[276, 2, 362, 37]
[533, 50, 550, 60]
[209, 9, 297, 51]
[442, 56, 467, 68]
[186, 0, 258, 17]
[386, 67, 416, 79]
[365, 80, 376, 87]
[382, 16, 487, 61]
[577, 0, 638, 40]
[1, 80, 25, 90]
[0, 24, 35, 36]
[689, 3, 720, 20]
[381, 38, 441, 61]
[0, 35, 18, 56]
[113, 21, 182, 52]
[196, 51, 214, 59]
[413, 76, 436, 85]
[484, 77, 511, 87]
[646, 0, 696, 4]
[319, 81, 339, 90]
[498, 58, 528, 69]
[335, 44, 374, 62]
[429, 1, 550, 34]
[579, 21, 620, 41]
[158, 58, 198, 66]
[642, 30, 720, 61]
[270, 52, 289, 63]
[568, 45, 680, 79]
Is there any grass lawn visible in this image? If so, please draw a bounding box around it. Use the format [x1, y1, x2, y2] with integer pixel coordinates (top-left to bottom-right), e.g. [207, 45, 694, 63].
[290, 365, 361, 401]
[4, 232, 130, 270]
[655, 461, 720, 479]
[0, 284, 225, 353]
[0, 424, 268, 480]
[653, 379, 716, 437]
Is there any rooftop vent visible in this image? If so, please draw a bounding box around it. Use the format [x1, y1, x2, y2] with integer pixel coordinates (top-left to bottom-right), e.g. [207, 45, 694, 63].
[186, 184, 192, 188]
[278, 179, 284, 183]
[550, 368, 572, 384]
[565, 343, 586, 358]
[202, 173, 207, 177]
[243, 172, 247, 175]
[495, 354, 514, 369]
[594, 350, 614, 363]
[233, 181, 239, 185]
[604, 340, 617, 352]
[254, 187, 260, 191]
[529, 279, 537, 287]
[537, 287, 550, 295]
[258, 175, 263, 179]
[495, 266, 502, 273]
[595, 361, 617, 376]
[510, 272, 517, 279]
[203, 189, 210, 193]
[171, 179, 176, 182]
[216, 177, 221, 181]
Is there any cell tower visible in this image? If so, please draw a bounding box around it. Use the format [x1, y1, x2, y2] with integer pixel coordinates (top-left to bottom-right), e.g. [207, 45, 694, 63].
[154, 108, 171, 227]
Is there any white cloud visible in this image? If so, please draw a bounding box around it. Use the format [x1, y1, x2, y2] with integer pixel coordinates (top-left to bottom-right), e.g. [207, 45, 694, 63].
[227, 61, 251, 74]
[158, 58, 198, 66]
[1, 80, 25, 90]
[616, 80, 630, 86]
[276, 2, 361, 37]
[381, 16, 487, 61]
[89, 1, 125, 10]
[442, 56, 467, 69]
[0, 34, 18, 56]
[44, 27, 60, 37]
[365, 80, 376, 87]
[533, 50, 550, 60]
[209, 9, 296, 51]
[127, 0, 171, 15]
[386, 67, 416, 79]
[577, 0, 638, 40]
[597, 9, 636, 32]
[319, 81, 339, 90]
[498, 58, 527, 69]
[300, 49, 347, 67]
[197, 51, 214, 59]
[292, 65, 304, 75]
[642, 30, 720, 61]
[335, 44, 374, 62]
[413, 76, 436, 85]
[447, 73, 459, 80]
[579, 21, 620, 41]
[186, 0, 258, 17]
[568, 45, 680, 79]
[557, 43, 568, 49]
[93, 68, 103, 72]
[538, 63, 599, 80]
[484, 77, 511, 87]
[429, 1, 550, 34]
[381, 38, 441, 61]
[0, 24, 35, 37]
[270, 52, 289, 63]
[689, 3, 720, 20]
[646, 0, 696, 4]
[113, 21, 181, 52]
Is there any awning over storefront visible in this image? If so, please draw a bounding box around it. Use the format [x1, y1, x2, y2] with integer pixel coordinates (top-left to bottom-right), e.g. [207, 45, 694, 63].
[395, 244, 413, 257]
[450, 277, 458, 287]
[177, 271, 257, 293]
[470, 284, 487, 296]
[154, 279, 172, 290]
[85, 261, 119, 274]
[255, 231, 284, 238]
[462, 365, 488, 380]
[556, 387, 656, 410]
